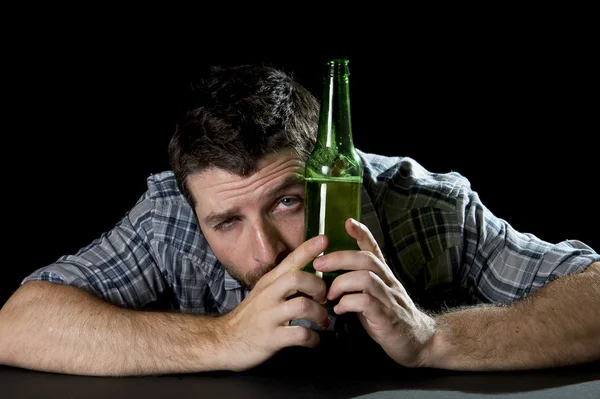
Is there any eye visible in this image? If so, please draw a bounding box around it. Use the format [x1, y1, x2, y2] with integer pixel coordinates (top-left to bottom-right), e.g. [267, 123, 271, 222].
[280, 197, 301, 207]
[274, 196, 303, 216]
[214, 217, 239, 232]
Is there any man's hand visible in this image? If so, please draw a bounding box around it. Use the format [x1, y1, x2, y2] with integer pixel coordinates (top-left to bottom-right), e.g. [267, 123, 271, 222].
[313, 218, 436, 368]
[220, 235, 331, 372]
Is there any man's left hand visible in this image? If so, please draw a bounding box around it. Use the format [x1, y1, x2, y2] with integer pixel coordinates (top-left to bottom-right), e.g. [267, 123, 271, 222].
[312, 218, 436, 368]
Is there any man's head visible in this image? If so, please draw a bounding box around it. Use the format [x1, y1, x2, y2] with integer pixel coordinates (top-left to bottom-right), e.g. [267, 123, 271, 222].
[168, 64, 321, 289]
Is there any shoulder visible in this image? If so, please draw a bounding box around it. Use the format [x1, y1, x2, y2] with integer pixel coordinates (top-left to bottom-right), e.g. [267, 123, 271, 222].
[358, 150, 473, 211]
[144, 171, 183, 200]
[135, 171, 207, 256]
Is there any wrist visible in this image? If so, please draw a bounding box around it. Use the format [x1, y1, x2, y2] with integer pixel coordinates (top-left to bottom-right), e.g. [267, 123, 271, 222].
[419, 327, 451, 369]
[416, 310, 464, 370]
[183, 313, 232, 372]
[209, 311, 242, 371]
[403, 310, 442, 369]
[418, 313, 484, 371]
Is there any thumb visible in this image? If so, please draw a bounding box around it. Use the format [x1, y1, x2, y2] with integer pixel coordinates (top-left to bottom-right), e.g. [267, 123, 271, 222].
[346, 218, 386, 264]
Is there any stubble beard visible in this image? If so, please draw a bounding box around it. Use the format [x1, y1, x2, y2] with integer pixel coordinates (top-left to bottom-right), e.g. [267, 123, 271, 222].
[221, 262, 277, 290]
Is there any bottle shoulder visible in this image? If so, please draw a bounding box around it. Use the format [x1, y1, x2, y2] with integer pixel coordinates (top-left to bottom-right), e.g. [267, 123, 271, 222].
[306, 147, 363, 180]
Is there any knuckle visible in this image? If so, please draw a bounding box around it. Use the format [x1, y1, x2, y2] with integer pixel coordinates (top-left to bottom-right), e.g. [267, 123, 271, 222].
[361, 250, 379, 263]
[295, 327, 313, 343]
[294, 297, 312, 314]
[368, 270, 384, 285]
[360, 294, 374, 308]
[284, 270, 303, 285]
[358, 269, 375, 284]
[283, 252, 297, 270]
[315, 275, 327, 291]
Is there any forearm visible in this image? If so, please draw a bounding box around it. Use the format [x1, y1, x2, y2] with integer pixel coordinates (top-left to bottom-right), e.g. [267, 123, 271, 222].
[0, 281, 227, 376]
[424, 262, 600, 371]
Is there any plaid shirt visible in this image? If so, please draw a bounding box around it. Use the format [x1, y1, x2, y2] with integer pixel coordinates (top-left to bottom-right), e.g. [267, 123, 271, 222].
[23, 151, 600, 313]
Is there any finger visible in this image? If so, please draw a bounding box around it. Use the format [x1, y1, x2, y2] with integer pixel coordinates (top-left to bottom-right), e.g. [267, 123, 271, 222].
[262, 235, 328, 285]
[270, 268, 328, 305]
[313, 248, 396, 287]
[278, 326, 321, 349]
[346, 218, 386, 263]
[326, 269, 390, 306]
[334, 292, 388, 325]
[272, 295, 330, 329]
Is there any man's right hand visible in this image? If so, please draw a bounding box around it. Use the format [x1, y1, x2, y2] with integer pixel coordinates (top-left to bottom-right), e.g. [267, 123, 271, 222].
[219, 234, 330, 371]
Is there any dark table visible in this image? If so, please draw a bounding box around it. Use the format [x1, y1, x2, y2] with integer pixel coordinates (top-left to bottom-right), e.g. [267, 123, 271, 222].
[2, 339, 599, 399]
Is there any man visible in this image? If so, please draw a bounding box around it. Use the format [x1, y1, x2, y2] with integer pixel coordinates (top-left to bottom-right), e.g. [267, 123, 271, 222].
[1, 64, 598, 376]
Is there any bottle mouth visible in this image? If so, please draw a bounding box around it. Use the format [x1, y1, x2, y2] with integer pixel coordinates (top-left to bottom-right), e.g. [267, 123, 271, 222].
[326, 58, 349, 65]
[325, 58, 350, 77]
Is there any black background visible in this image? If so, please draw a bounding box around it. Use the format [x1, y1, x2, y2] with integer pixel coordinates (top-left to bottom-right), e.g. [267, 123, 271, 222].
[2, 8, 598, 306]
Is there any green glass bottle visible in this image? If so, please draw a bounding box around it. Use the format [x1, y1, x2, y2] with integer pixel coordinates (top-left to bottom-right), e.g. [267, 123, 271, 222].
[302, 58, 363, 290]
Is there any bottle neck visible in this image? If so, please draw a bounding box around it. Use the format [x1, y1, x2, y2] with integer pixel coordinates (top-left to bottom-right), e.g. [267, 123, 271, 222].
[315, 59, 354, 152]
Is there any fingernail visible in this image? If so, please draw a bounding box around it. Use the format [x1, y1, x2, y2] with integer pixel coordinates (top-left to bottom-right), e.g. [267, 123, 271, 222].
[317, 234, 326, 246]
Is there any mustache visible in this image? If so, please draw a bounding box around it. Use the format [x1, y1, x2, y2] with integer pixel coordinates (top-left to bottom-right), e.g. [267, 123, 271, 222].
[246, 251, 290, 288]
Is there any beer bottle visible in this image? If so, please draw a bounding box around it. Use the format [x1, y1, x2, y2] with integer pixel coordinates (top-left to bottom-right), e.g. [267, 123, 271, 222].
[300, 58, 364, 342]
[303, 58, 363, 286]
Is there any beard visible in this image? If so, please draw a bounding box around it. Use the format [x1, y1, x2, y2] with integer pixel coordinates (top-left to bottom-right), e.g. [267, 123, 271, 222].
[221, 252, 290, 290]
[221, 262, 276, 290]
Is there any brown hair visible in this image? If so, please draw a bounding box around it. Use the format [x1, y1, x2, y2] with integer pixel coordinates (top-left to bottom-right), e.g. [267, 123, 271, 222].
[168, 64, 320, 207]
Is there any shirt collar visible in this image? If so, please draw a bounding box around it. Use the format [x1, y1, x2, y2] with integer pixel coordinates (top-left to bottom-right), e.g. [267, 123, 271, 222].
[223, 268, 242, 291]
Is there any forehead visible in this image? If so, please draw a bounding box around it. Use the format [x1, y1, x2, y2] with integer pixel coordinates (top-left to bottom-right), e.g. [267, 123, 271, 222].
[187, 152, 306, 212]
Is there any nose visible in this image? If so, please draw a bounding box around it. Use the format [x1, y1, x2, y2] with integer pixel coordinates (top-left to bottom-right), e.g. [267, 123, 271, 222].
[250, 218, 287, 267]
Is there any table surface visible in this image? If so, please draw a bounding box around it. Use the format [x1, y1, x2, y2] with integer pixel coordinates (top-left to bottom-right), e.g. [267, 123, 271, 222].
[3, 341, 599, 399]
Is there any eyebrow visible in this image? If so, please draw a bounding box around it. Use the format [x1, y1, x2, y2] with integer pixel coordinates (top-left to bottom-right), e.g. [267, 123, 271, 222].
[204, 207, 242, 227]
[265, 173, 305, 196]
[203, 174, 305, 226]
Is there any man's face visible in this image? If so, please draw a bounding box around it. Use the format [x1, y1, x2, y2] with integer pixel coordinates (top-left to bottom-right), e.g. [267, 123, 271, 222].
[188, 150, 306, 290]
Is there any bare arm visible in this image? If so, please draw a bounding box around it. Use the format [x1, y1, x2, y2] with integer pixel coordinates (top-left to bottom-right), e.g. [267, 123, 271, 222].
[424, 261, 600, 370]
[317, 219, 600, 371]
[0, 236, 332, 377]
[0, 281, 228, 376]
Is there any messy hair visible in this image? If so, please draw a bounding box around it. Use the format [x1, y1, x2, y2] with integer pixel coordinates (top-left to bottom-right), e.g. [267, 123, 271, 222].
[168, 64, 320, 207]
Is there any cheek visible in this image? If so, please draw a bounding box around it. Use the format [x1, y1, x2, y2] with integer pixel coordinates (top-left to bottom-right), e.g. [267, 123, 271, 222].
[279, 213, 306, 248]
[203, 231, 248, 272]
